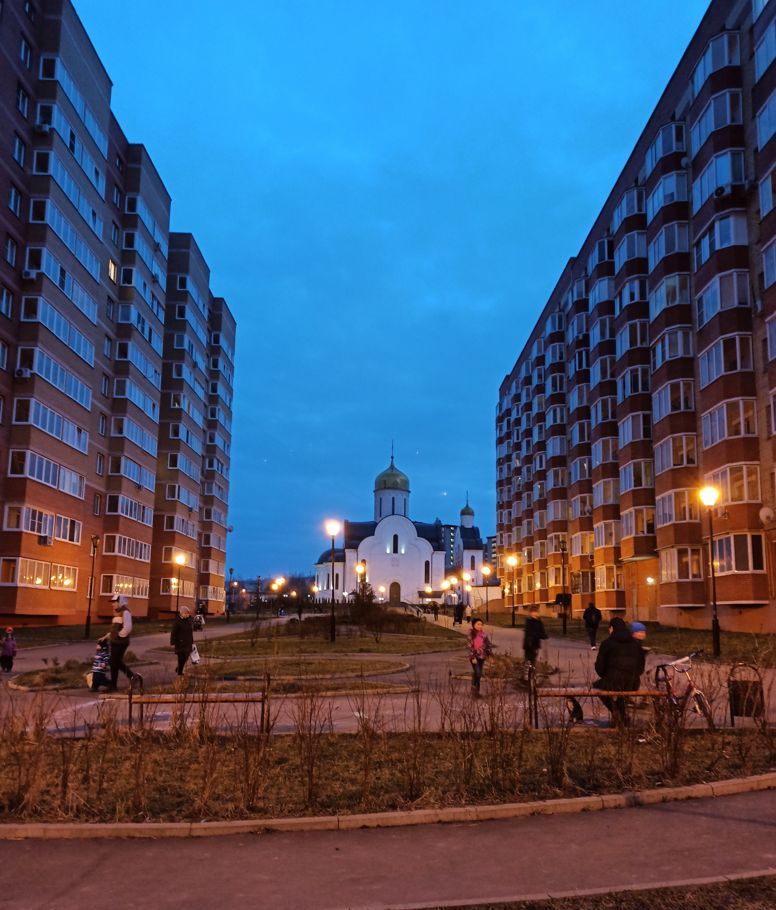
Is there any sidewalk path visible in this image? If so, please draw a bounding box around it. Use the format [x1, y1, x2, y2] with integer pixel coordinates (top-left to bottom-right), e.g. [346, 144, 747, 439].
[4, 790, 775, 909]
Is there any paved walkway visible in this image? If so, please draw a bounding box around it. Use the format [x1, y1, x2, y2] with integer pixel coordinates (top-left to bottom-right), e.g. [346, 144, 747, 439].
[4, 790, 775, 909]
[3, 612, 772, 733]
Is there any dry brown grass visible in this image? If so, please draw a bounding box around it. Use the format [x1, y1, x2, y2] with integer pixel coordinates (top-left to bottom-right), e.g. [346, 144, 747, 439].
[429, 875, 776, 909]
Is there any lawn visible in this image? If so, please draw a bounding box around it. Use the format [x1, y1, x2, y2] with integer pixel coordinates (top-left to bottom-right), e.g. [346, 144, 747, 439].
[0, 720, 772, 822]
[197, 627, 462, 658]
[191, 656, 407, 678]
[11, 616, 230, 648]
[485, 611, 776, 666]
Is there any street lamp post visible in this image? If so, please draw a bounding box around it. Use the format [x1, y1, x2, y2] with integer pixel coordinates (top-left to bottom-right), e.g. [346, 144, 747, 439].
[507, 555, 518, 627]
[462, 572, 471, 611]
[325, 519, 341, 643]
[482, 565, 491, 622]
[174, 553, 186, 614]
[84, 534, 100, 638]
[559, 538, 568, 635]
[227, 566, 234, 622]
[355, 561, 366, 605]
[699, 485, 721, 658]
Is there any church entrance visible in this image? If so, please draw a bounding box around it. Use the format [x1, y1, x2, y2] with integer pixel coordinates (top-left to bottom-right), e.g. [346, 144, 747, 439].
[389, 582, 401, 605]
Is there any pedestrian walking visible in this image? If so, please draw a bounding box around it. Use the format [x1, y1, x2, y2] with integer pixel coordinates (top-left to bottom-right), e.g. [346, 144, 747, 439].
[593, 617, 645, 726]
[0, 627, 17, 672]
[101, 594, 142, 692]
[464, 603, 473, 621]
[583, 601, 602, 650]
[466, 618, 493, 696]
[523, 604, 548, 666]
[170, 604, 195, 676]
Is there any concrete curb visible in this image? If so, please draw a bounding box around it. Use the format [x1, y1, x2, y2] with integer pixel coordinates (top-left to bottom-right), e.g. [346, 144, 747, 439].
[1, 770, 774, 840]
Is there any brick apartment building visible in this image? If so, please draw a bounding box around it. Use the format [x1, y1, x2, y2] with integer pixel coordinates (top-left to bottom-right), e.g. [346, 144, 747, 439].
[496, 0, 776, 633]
[0, 0, 235, 624]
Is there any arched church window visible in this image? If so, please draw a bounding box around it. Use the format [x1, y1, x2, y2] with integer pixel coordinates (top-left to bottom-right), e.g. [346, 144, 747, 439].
[335, 572, 339, 589]
[391, 496, 395, 515]
[392, 534, 399, 554]
[379, 499, 382, 517]
[424, 560, 430, 583]
[404, 500, 407, 516]
[471, 555, 475, 570]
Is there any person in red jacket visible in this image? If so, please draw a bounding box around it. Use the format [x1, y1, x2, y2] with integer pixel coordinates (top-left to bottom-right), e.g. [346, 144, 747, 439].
[466, 618, 493, 696]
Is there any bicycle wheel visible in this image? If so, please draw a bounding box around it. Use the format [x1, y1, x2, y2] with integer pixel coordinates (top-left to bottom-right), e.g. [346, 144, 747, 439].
[692, 691, 715, 731]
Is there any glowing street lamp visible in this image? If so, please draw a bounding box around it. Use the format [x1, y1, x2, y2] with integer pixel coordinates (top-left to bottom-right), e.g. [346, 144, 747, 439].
[699, 485, 721, 657]
[324, 519, 341, 642]
[507, 554, 518, 627]
[174, 552, 186, 613]
[482, 564, 492, 622]
[377, 585, 386, 602]
[355, 561, 366, 602]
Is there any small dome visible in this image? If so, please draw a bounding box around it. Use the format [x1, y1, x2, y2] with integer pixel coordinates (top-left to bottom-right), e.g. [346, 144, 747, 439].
[374, 456, 409, 492]
[461, 503, 474, 517]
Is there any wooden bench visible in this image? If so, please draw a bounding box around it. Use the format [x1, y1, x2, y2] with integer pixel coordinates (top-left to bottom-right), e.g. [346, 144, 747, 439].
[127, 691, 270, 732]
[528, 683, 668, 728]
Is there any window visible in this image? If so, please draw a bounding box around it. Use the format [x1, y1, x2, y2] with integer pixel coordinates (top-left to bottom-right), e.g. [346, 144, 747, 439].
[758, 18, 776, 82]
[592, 479, 619, 507]
[758, 88, 776, 149]
[615, 320, 648, 358]
[4, 236, 17, 267]
[648, 222, 689, 271]
[0, 286, 11, 319]
[618, 411, 652, 446]
[19, 35, 32, 68]
[656, 490, 700, 527]
[617, 366, 650, 403]
[701, 399, 756, 448]
[620, 460, 654, 493]
[692, 150, 745, 211]
[690, 91, 743, 154]
[705, 464, 760, 504]
[590, 276, 615, 306]
[392, 534, 399, 554]
[592, 436, 617, 466]
[569, 420, 590, 447]
[692, 33, 740, 98]
[654, 434, 697, 474]
[7, 186, 21, 218]
[611, 188, 645, 233]
[613, 278, 647, 320]
[108, 259, 118, 283]
[646, 172, 688, 223]
[699, 334, 752, 387]
[621, 507, 655, 538]
[649, 273, 690, 321]
[593, 521, 621, 548]
[12, 134, 25, 168]
[646, 122, 685, 176]
[614, 231, 646, 272]
[590, 355, 615, 388]
[696, 271, 749, 326]
[589, 316, 614, 348]
[594, 564, 623, 591]
[694, 213, 747, 270]
[651, 326, 693, 370]
[16, 84, 29, 118]
[590, 396, 616, 428]
[659, 548, 703, 582]
[571, 494, 592, 519]
[653, 380, 694, 422]
[712, 534, 765, 574]
[587, 238, 613, 275]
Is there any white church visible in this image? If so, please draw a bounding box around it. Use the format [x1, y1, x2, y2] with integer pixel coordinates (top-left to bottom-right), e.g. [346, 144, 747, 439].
[313, 457, 485, 605]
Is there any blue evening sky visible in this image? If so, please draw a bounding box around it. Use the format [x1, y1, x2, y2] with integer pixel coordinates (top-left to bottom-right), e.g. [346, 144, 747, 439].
[75, 0, 709, 578]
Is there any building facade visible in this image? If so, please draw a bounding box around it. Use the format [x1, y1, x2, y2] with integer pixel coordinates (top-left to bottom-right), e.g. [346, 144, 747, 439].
[497, 0, 776, 633]
[0, 0, 235, 624]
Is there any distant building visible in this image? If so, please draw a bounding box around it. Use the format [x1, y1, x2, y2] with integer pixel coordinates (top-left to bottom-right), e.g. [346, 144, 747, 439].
[314, 457, 484, 604]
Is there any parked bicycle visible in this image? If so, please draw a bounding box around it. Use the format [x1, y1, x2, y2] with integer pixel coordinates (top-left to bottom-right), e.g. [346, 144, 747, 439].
[654, 651, 715, 730]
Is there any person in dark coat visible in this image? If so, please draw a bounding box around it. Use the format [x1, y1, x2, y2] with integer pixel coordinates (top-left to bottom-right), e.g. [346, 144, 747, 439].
[593, 617, 645, 725]
[582, 602, 602, 649]
[523, 604, 548, 665]
[170, 605, 195, 676]
[101, 594, 142, 691]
